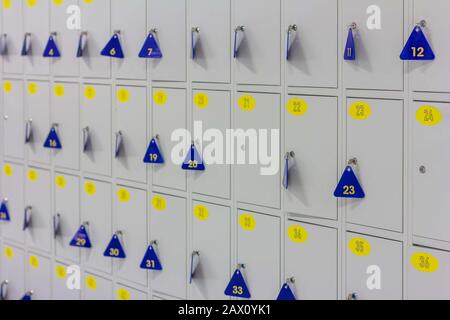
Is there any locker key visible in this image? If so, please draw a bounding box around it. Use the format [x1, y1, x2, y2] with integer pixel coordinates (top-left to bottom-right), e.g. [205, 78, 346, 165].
[191, 27, 200, 59]
[70, 222, 92, 249]
[114, 131, 123, 158]
[21, 32, 31, 56]
[82, 126, 90, 153]
[101, 30, 124, 59]
[400, 20, 435, 61]
[224, 264, 251, 298]
[233, 26, 245, 58]
[21, 291, 33, 301]
[283, 151, 295, 190]
[0, 33, 7, 56]
[25, 119, 33, 144]
[143, 135, 164, 164]
[104, 231, 126, 259]
[344, 23, 357, 61]
[419, 166, 426, 174]
[43, 32, 61, 58]
[23, 206, 32, 231]
[53, 213, 61, 239]
[277, 277, 296, 300]
[0, 280, 8, 301]
[139, 28, 163, 59]
[334, 158, 365, 199]
[76, 31, 88, 58]
[347, 292, 358, 300]
[43, 123, 62, 149]
[286, 25, 298, 60]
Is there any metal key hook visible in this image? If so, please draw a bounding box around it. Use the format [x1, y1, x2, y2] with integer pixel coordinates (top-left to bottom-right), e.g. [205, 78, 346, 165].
[348, 22, 357, 30]
[150, 28, 158, 34]
[235, 26, 245, 32]
[150, 240, 158, 246]
[288, 24, 298, 32]
[237, 263, 246, 270]
[348, 157, 358, 166]
[192, 27, 200, 33]
[416, 20, 427, 28]
[285, 151, 295, 160]
[0, 280, 8, 300]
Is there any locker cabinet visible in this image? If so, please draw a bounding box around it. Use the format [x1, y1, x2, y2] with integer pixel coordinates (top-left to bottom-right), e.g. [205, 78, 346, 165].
[285, 220, 338, 300]
[284, 95, 338, 219]
[114, 86, 147, 184]
[343, 0, 404, 90]
[346, 233, 403, 300]
[148, 0, 186, 82]
[235, 93, 280, 209]
[81, 84, 112, 177]
[192, 90, 230, 199]
[285, 0, 338, 88]
[234, 0, 281, 85]
[111, 0, 147, 80]
[25, 168, 51, 253]
[237, 211, 280, 300]
[1, 163, 24, 244]
[152, 88, 186, 191]
[2, 0, 23, 74]
[1, 244, 25, 300]
[115, 284, 147, 300]
[83, 273, 113, 300]
[53, 263, 81, 300]
[115, 186, 148, 286]
[190, 202, 230, 300]
[26, 253, 51, 300]
[3, 80, 24, 159]
[190, 0, 230, 83]
[150, 194, 187, 299]
[346, 98, 403, 232]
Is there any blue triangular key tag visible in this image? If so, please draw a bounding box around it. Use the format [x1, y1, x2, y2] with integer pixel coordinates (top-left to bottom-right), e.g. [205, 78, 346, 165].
[0, 200, 10, 222]
[103, 233, 126, 259]
[224, 268, 251, 299]
[21, 292, 32, 301]
[43, 35, 61, 58]
[334, 165, 365, 199]
[277, 282, 296, 300]
[189, 251, 200, 284]
[138, 31, 162, 59]
[400, 25, 435, 60]
[21, 33, 31, 56]
[286, 25, 297, 60]
[70, 224, 92, 248]
[43, 126, 62, 149]
[282, 152, 293, 190]
[76, 32, 88, 58]
[182, 143, 205, 171]
[101, 33, 124, 59]
[191, 27, 200, 59]
[143, 137, 164, 164]
[344, 27, 356, 60]
[139, 244, 163, 270]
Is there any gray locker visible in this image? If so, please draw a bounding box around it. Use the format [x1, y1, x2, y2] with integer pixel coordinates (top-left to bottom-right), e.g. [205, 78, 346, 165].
[115, 284, 147, 300]
[80, 0, 111, 78]
[52, 82, 80, 170]
[148, 0, 186, 81]
[190, 0, 230, 83]
[346, 233, 403, 300]
[150, 193, 187, 299]
[3, 80, 24, 159]
[55, 174, 80, 263]
[192, 90, 230, 199]
[234, 0, 281, 85]
[285, 0, 338, 88]
[25, 81, 50, 164]
[83, 273, 113, 300]
[25, 168, 51, 253]
[235, 92, 280, 209]
[81, 84, 112, 177]
[1, 163, 24, 244]
[346, 98, 403, 232]
[1, 244, 25, 300]
[111, 0, 147, 80]
[23, 0, 49, 75]
[115, 186, 148, 286]
[152, 88, 186, 191]
[114, 86, 147, 184]
[284, 95, 338, 219]
[343, 0, 404, 90]
[237, 211, 280, 300]
[285, 220, 338, 300]
[26, 253, 51, 300]
[412, 102, 450, 242]
[80, 179, 112, 274]
[190, 201, 230, 300]
[53, 263, 81, 300]
[2, 0, 23, 74]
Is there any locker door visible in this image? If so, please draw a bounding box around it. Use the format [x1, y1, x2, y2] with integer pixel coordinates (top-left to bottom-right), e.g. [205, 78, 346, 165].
[3, 80, 24, 159]
[1, 245, 25, 300]
[52, 82, 80, 170]
[25, 168, 51, 253]
[26, 254, 51, 300]
[234, 0, 281, 85]
[115, 186, 148, 286]
[115, 285, 147, 300]
[51, 0, 79, 77]
[25, 81, 50, 164]
[83, 273, 113, 300]
[346, 98, 403, 232]
[2, 0, 23, 74]
[237, 211, 280, 300]
[55, 174, 80, 263]
[412, 0, 450, 92]
[192, 90, 230, 199]
[346, 233, 403, 300]
[53, 263, 81, 300]
[285, 0, 338, 88]
[190, 0, 230, 83]
[114, 86, 147, 184]
[23, 0, 49, 75]
[111, 0, 147, 80]
[81, 84, 112, 177]
[80, 0, 111, 78]
[80, 179, 112, 274]
[148, 0, 186, 82]
[152, 88, 186, 191]
[190, 202, 230, 300]
[343, 0, 404, 90]
[235, 93, 280, 209]
[285, 220, 338, 300]
[412, 102, 450, 242]
[284, 95, 338, 219]
[150, 194, 187, 299]
[1, 163, 24, 244]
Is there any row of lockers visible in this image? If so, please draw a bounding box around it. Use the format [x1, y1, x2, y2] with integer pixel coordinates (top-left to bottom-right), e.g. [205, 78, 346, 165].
[1, 0, 450, 91]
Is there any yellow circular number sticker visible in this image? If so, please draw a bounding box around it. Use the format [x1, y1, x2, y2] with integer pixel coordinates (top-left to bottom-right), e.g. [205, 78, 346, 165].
[54, 84, 65, 97]
[287, 98, 308, 117]
[27, 82, 38, 95]
[3, 81, 12, 93]
[4, 247, 13, 260]
[411, 252, 439, 273]
[55, 175, 66, 189]
[26, 0, 37, 8]
[416, 106, 442, 126]
[52, 0, 63, 6]
[117, 188, 130, 203]
[3, 164, 13, 177]
[29, 255, 40, 269]
[239, 214, 256, 231]
[83, 0, 93, 4]
[349, 237, 371, 257]
[85, 275, 97, 290]
[84, 86, 96, 100]
[152, 195, 166, 211]
[117, 88, 129, 103]
[3, 0, 11, 9]
[238, 95, 256, 112]
[194, 92, 209, 109]
[288, 225, 309, 243]
[55, 265, 67, 279]
[27, 169, 39, 182]
[117, 288, 130, 300]
[349, 101, 372, 121]
[153, 90, 167, 106]
[84, 181, 96, 196]
[194, 204, 209, 221]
